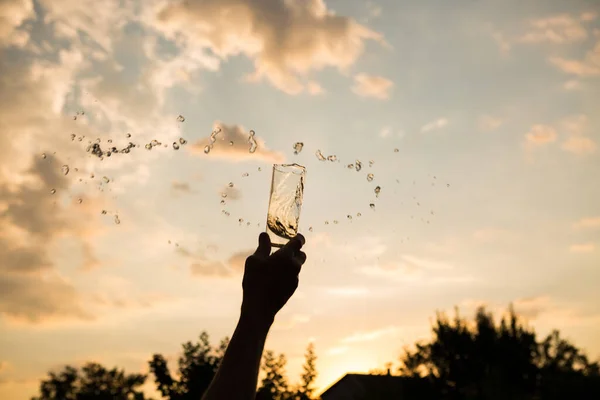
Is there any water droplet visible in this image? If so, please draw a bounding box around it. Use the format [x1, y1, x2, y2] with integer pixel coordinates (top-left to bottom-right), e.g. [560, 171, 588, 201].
[173, 142, 180, 150]
[238, 218, 244, 224]
[145, 143, 153, 150]
[248, 130, 257, 153]
[447, 183, 450, 187]
[114, 215, 120, 224]
[315, 150, 326, 161]
[347, 164, 354, 169]
[433, 176, 437, 179]
[309, 226, 313, 232]
[327, 155, 337, 162]
[370, 203, 375, 209]
[347, 215, 352, 220]
[417, 202, 420, 206]
[357, 212, 362, 217]
[229, 141, 234, 146]
[220, 199, 226, 205]
[96, 138, 101, 143]
[179, 138, 187, 145]
[103, 176, 110, 183]
[374, 186, 381, 197]
[78, 137, 83, 142]
[246, 222, 250, 226]
[258, 167, 262, 172]
[325, 221, 329, 225]
[430, 211, 434, 215]
[369, 160, 374, 167]
[228, 182, 234, 188]
[333, 220, 338, 224]
[61, 165, 69, 175]
[367, 173, 374, 182]
[106, 152, 112, 157]
[108, 139, 112, 143]
[242, 172, 249, 177]
[204, 145, 211, 154]
[77, 198, 82, 204]
[101, 210, 107, 214]
[50, 189, 56, 195]
[177, 115, 185, 122]
[42, 153, 47, 159]
[70, 134, 76, 141]
[293, 142, 304, 154]
[221, 193, 227, 198]
[355, 160, 362, 171]
[126, 133, 131, 138]
[90, 173, 95, 178]
[151, 139, 161, 147]
[394, 148, 399, 152]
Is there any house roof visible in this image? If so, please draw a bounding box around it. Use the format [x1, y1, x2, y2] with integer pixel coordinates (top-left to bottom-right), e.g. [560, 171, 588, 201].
[320, 373, 413, 400]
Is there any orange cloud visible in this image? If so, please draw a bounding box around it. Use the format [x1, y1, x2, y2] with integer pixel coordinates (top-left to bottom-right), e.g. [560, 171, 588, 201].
[569, 243, 595, 253]
[549, 39, 600, 76]
[189, 121, 284, 163]
[421, 118, 449, 132]
[561, 136, 597, 155]
[524, 124, 557, 146]
[519, 14, 588, 44]
[573, 217, 600, 229]
[153, 0, 384, 94]
[352, 73, 394, 99]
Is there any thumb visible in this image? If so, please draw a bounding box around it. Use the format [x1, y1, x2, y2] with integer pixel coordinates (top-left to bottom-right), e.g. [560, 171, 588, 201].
[254, 232, 271, 259]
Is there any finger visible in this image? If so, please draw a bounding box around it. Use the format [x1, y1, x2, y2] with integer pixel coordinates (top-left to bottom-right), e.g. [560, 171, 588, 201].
[295, 251, 307, 266]
[254, 232, 271, 259]
[280, 233, 305, 255]
[287, 257, 302, 276]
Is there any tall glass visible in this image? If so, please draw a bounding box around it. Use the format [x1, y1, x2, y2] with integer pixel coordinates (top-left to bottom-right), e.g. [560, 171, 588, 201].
[266, 163, 306, 247]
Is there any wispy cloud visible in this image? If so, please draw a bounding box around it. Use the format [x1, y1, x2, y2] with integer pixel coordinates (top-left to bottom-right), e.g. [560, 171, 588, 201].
[519, 14, 588, 44]
[524, 125, 557, 146]
[549, 38, 600, 77]
[341, 326, 400, 344]
[189, 121, 284, 163]
[352, 73, 394, 100]
[569, 243, 596, 253]
[573, 217, 600, 230]
[421, 118, 448, 132]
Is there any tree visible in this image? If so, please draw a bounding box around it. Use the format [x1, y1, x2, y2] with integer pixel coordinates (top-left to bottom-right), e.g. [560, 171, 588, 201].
[148, 331, 228, 400]
[32, 362, 148, 400]
[397, 306, 600, 399]
[294, 343, 318, 400]
[256, 351, 291, 400]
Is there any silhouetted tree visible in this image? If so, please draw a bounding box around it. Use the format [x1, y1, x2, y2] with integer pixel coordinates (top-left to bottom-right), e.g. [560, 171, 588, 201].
[397, 306, 600, 399]
[294, 342, 318, 400]
[148, 331, 228, 400]
[32, 362, 147, 400]
[256, 351, 291, 400]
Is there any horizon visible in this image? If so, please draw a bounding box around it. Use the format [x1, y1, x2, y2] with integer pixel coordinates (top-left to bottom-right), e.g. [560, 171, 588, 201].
[1, 0, 599, 399]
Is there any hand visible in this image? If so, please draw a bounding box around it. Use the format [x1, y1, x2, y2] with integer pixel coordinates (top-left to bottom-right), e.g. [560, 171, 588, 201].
[241, 232, 307, 327]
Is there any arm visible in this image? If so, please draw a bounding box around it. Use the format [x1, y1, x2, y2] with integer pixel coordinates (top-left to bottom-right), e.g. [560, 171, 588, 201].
[202, 232, 306, 400]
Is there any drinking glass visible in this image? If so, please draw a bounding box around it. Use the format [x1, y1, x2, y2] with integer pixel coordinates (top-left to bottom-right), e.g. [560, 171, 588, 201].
[266, 163, 306, 247]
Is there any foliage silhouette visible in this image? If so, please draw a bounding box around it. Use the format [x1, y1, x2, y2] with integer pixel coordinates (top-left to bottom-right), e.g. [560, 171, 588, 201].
[32, 362, 148, 400]
[397, 306, 600, 399]
[148, 331, 229, 400]
[296, 342, 318, 400]
[256, 351, 291, 400]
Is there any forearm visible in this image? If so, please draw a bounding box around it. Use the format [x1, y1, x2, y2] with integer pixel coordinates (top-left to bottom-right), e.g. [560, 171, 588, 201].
[202, 311, 273, 400]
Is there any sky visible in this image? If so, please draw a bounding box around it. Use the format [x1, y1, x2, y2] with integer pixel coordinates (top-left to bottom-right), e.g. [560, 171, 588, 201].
[0, 0, 600, 398]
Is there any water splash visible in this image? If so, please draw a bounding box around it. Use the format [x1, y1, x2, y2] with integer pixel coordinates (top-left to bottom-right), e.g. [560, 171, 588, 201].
[228, 182, 234, 188]
[61, 165, 69, 175]
[173, 142, 180, 150]
[347, 164, 354, 169]
[248, 130, 257, 153]
[370, 203, 375, 209]
[367, 173, 374, 182]
[293, 142, 304, 154]
[70, 134, 76, 141]
[101, 210, 107, 214]
[375, 186, 381, 197]
[177, 115, 185, 122]
[103, 176, 110, 183]
[204, 145, 211, 154]
[179, 138, 187, 145]
[114, 215, 120, 225]
[355, 160, 362, 171]
[327, 155, 337, 162]
[315, 150, 326, 161]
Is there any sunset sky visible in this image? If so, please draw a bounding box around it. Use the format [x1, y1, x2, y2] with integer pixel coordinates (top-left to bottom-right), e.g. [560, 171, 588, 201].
[1, 0, 600, 398]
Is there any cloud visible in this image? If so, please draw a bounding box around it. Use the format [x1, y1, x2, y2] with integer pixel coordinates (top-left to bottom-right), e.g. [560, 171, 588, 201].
[492, 31, 511, 55]
[573, 217, 600, 230]
[178, 245, 252, 278]
[478, 115, 503, 131]
[421, 118, 448, 132]
[352, 73, 394, 99]
[189, 121, 284, 163]
[171, 181, 191, 194]
[519, 14, 588, 44]
[524, 124, 557, 146]
[379, 126, 392, 138]
[306, 81, 324, 95]
[549, 38, 600, 76]
[569, 243, 595, 253]
[0, 0, 34, 46]
[341, 326, 400, 344]
[153, 0, 384, 94]
[563, 80, 581, 90]
[580, 12, 597, 22]
[561, 136, 597, 155]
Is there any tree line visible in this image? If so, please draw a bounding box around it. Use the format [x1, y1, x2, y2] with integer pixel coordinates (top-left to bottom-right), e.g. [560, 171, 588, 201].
[32, 306, 600, 400]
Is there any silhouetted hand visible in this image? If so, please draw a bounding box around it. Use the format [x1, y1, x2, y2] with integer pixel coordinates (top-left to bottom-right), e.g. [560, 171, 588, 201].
[241, 232, 307, 327]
